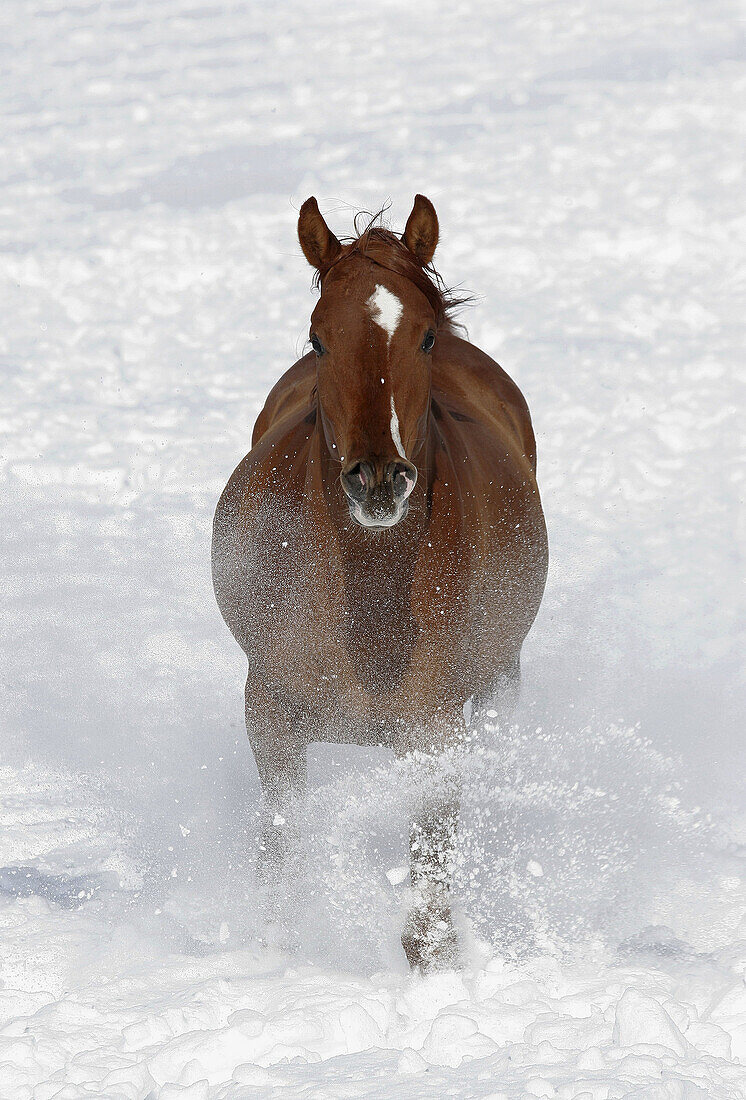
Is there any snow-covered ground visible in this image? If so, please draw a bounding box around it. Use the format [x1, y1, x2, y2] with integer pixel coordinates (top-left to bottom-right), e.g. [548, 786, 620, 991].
[1, 0, 744, 1095]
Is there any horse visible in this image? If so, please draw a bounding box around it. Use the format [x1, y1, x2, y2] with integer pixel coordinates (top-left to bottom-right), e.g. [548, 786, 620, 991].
[212, 195, 548, 971]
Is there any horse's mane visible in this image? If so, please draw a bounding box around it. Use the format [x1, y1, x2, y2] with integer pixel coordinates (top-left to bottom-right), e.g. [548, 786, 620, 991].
[316, 211, 470, 330]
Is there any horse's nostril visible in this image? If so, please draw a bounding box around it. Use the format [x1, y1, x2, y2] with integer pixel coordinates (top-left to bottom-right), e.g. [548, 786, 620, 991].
[388, 460, 418, 501]
[350, 463, 366, 489]
[341, 462, 372, 502]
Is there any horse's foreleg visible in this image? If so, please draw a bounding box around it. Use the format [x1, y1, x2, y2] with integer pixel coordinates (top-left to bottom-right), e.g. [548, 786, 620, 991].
[246, 682, 307, 892]
[401, 758, 461, 973]
[255, 749, 307, 890]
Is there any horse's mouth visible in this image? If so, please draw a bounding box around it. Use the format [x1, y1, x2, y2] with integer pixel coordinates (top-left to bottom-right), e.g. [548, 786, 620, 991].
[348, 500, 409, 530]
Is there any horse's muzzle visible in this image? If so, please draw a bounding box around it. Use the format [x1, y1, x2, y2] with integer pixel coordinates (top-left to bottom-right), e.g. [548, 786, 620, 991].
[341, 459, 417, 529]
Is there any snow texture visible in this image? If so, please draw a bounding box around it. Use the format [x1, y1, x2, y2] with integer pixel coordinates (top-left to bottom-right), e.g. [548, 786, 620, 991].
[1, 0, 744, 1096]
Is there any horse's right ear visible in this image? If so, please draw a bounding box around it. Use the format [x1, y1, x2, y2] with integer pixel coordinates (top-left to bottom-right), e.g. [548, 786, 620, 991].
[298, 198, 342, 274]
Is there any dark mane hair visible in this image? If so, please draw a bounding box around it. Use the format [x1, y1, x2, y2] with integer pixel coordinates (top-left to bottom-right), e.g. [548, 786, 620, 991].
[315, 212, 470, 330]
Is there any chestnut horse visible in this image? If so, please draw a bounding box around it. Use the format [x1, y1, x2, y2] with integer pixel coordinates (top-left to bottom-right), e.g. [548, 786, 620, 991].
[212, 196, 548, 970]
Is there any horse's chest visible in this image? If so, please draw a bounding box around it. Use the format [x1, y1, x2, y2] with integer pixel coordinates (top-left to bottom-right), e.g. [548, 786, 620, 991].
[217, 480, 536, 736]
[270, 537, 425, 695]
[235, 509, 464, 710]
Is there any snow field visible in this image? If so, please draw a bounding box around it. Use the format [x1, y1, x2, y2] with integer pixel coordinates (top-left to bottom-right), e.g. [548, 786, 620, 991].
[0, 770, 744, 1100]
[1, 0, 744, 1095]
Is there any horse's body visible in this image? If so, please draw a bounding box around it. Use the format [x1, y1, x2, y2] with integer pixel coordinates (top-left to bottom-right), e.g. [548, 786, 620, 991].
[212, 197, 547, 969]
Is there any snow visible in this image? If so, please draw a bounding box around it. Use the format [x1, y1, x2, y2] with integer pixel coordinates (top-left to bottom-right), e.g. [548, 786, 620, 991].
[612, 990, 688, 1056]
[1, 0, 744, 1096]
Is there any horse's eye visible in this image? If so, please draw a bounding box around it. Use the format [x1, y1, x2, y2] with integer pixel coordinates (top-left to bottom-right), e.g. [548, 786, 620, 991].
[421, 330, 436, 353]
[310, 334, 325, 356]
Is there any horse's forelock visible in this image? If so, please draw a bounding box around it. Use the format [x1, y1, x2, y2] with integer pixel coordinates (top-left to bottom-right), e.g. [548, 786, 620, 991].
[313, 217, 468, 329]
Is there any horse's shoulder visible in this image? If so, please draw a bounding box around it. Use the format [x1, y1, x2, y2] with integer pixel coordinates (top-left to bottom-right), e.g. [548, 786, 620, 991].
[432, 332, 537, 471]
[251, 352, 316, 448]
[214, 400, 317, 540]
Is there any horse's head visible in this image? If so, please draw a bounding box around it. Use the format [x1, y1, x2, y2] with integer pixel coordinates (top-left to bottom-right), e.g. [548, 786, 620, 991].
[298, 196, 443, 530]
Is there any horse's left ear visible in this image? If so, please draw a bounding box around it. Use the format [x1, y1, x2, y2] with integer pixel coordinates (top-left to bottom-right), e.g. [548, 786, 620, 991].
[298, 197, 342, 274]
[403, 194, 439, 265]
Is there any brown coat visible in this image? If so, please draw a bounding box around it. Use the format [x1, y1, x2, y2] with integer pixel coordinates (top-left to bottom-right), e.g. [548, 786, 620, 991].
[212, 329, 547, 754]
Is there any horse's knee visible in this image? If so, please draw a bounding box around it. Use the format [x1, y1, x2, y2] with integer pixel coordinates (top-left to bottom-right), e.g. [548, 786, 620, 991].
[245, 685, 308, 889]
[402, 891, 459, 972]
[257, 816, 289, 885]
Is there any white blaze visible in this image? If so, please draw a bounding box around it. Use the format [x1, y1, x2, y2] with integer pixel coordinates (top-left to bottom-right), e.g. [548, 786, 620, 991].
[367, 284, 407, 461]
[367, 284, 403, 345]
[390, 394, 405, 459]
